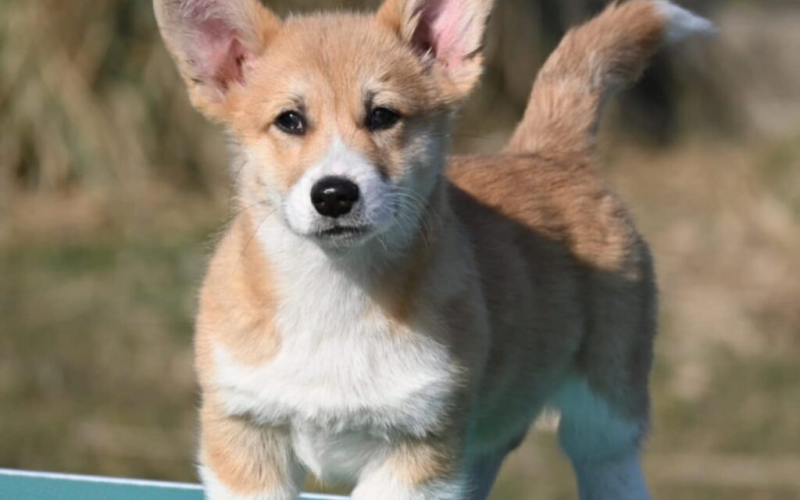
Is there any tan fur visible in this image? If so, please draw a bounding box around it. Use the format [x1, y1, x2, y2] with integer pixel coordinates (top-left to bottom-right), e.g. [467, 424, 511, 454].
[201, 399, 300, 495]
[387, 437, 459, 487]
[153, 0, 708, 497]
[449, 154, 656, 420]
[195, 212, 281, 374]
[507, 0, 666, 157]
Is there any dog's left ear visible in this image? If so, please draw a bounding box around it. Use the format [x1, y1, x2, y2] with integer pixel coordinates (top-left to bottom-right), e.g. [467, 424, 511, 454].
[377, 0, 494, 103]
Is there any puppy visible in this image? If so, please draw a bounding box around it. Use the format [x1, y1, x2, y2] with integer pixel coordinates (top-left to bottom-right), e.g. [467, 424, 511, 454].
[153, 0, 712, 498]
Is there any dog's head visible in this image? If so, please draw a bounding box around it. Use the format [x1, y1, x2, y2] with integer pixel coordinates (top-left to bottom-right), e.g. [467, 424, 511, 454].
[155, 0, 492, 249]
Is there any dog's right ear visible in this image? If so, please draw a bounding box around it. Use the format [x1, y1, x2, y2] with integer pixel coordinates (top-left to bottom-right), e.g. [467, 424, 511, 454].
[154, 0, 280, 122]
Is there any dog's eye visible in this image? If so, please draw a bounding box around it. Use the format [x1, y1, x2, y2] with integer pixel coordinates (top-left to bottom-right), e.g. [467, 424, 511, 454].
[275, 111, 306, 135]
[367, 107, 401, 132]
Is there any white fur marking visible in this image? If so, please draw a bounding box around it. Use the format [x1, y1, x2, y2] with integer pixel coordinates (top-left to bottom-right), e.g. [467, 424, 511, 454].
[292, 426, 390, 483]
[551, 377, 645, 462]
[353, 466, 467, 500]
[654, 0, 716, 43]
[212, 219, 458, 480]
[213, 326, 454, 434]
[551, 377, 650, 500]
[284, 136, 393, 236]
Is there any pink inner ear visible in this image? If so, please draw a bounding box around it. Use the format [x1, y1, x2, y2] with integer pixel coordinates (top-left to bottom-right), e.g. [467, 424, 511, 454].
[182, 1, 251, 91]
[413, 0, 470, 68]
[196, 18, 249, 90]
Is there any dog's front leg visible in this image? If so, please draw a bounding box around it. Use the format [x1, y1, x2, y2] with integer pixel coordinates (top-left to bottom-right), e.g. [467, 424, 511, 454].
[199, 402, 304, 500]
[352, 437, 467, 500]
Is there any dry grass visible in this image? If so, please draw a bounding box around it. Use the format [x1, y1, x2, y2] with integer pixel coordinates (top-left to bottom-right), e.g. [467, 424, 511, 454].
[0, 0, 233, 243]
[1, 0, 799, 499]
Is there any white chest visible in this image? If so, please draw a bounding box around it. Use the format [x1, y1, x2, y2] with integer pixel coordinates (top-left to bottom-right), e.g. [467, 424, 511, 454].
[212, 323, 455, 429]
[210, 226, 459, 478]
[211, 308, 456, 478]
[212, 256, 459, 423]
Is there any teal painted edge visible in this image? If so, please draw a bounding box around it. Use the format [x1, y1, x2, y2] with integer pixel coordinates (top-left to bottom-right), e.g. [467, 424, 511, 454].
[0, 469, 348, 500]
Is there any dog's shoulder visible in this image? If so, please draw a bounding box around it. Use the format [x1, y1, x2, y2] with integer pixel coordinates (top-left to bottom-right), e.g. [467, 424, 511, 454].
[195, 212, 281, 385]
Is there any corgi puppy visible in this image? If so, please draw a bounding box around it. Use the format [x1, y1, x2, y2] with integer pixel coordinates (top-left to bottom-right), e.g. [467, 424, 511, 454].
[153, 0, 713, 498]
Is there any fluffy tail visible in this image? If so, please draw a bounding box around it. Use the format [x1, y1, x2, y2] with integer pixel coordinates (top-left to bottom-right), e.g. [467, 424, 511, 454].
[505, 0, 714, 157]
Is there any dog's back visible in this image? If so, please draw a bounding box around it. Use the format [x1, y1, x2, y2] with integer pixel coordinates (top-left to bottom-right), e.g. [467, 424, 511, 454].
[444, 3, 711, 495]
[447, 0, 684, 439]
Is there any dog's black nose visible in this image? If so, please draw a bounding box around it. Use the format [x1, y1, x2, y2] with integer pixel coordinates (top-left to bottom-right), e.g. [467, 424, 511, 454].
[311, 177, 360, 218]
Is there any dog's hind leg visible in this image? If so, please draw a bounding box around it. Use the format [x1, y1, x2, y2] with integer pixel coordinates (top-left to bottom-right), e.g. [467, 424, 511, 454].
[464, 434, 526, 500]
[551, 376, 651, 500]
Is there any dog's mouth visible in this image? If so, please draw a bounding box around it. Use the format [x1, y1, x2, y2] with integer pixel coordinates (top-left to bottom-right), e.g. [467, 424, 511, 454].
[314, 225, 371, 240]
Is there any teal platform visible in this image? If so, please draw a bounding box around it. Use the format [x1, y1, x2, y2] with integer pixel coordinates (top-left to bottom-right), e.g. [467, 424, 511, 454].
[0, 469, 347, 500]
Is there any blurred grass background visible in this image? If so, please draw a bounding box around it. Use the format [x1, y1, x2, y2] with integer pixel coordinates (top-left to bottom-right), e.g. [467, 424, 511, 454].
[1, 0, 799, 498]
